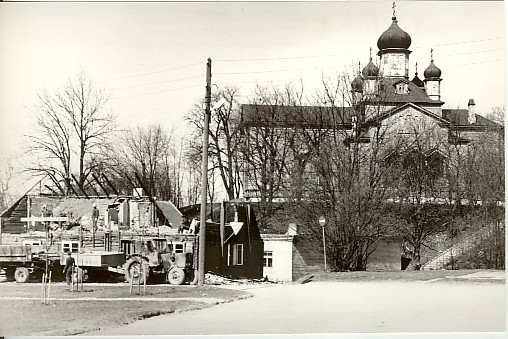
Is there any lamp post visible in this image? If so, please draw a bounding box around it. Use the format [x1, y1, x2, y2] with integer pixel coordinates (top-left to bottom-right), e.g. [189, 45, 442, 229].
[319, 216, 327, 272]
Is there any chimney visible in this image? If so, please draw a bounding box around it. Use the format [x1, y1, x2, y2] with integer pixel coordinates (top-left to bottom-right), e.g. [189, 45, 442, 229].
[287, 223, 298, 236]
[467, 99, 476, 124]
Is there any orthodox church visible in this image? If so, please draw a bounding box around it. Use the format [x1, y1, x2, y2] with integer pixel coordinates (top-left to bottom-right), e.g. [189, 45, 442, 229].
[348, 7, 501, 146]
[240, 5, 503, 201]
[240, 5, 503, 277]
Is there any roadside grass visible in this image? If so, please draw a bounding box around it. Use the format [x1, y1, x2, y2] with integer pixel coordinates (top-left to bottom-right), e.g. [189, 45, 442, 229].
[0, 283, 251, 336]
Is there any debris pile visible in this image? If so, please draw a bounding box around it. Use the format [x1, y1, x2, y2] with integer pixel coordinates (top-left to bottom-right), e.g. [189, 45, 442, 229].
[205, 272, 269, 285]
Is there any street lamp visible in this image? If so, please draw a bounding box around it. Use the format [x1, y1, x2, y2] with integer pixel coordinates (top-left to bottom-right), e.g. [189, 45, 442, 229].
[319, 216, 327, 272]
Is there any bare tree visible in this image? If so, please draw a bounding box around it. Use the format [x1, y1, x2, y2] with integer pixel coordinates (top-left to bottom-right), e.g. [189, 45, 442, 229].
[463, 127, 504, 268]
[25, 71, 113, 194]
[0, 157, 14, 211]
[241, 83, 307, 226]
[239, 73, 394, 270]
[384, 116, 455, 269]
[26, 90, 73, 194]
[113, 124, 175, 200]
[186, 86, 244, 201]
[487, 106, 504, 126]
[291, 73, 394, 271]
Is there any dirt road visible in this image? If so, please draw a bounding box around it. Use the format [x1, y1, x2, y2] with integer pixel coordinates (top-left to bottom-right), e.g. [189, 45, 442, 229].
[83, 278, 505, 336]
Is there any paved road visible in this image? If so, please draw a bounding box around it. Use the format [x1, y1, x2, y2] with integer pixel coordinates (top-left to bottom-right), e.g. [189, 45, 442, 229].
[83, 279, 505, 336]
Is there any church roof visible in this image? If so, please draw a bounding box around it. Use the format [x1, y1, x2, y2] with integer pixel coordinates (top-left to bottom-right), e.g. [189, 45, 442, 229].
[411, 74, 424, 88]
[442, 109, 503, 129]
[369, 78, 444, 105]
[241, 104, 355, 128]
[365, 102, 450, 126]
[241, 103, 501, 133]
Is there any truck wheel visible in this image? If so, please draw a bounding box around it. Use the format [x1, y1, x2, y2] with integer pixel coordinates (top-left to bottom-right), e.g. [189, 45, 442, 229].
[125, 258, 149, 284]
[5, 267, 15, 281]
[14, 267, 30, 283]
[167, 268, 185, 285]
[188, 269, 199, 285]
[73, 267, 87, 283]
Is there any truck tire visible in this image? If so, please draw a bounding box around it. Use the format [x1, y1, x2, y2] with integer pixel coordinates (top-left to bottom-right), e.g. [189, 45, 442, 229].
[73, 267, 87, 283]
[188, 269, 198, 285]
[5, 267, 15, 281]
[125, 258, 149, 284]
[167, 268, 185, 285]
[14, 267, 30, 283]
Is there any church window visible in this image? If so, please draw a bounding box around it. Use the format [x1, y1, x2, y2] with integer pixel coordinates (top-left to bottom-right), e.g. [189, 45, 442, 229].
[395, 83, 409, 94]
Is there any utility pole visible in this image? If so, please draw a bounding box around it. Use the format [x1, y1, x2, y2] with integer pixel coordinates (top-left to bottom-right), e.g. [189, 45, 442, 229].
[198, 58, 212, 286]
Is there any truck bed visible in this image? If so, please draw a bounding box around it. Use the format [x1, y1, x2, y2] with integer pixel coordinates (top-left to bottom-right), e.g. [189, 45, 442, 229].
[0, 245, 32, 263]
[61, 251, 125, 268]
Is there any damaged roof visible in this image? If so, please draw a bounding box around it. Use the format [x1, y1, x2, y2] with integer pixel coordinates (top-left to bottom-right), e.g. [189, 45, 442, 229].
[155, 200, 182, 228]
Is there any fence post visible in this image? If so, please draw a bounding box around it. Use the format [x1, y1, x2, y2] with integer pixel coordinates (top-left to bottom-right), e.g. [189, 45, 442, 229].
[47, 271, 52, 304]
[41, 273, 46, 304]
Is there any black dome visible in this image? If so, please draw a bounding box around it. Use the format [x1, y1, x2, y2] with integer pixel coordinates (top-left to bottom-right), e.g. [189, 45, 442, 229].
[351, 74, 364, 92]
[424, 61, 442, 79]
[362, 58, 379, 77]
[377, 17, 412, 50]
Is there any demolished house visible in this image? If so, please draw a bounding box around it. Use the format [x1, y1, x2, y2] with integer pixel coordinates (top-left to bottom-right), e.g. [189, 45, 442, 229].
[0, 189, 183, 236]
[1, 179, 264, 282]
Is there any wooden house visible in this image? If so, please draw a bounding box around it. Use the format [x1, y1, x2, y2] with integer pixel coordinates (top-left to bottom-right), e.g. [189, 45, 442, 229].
[182, 202, 264, 280]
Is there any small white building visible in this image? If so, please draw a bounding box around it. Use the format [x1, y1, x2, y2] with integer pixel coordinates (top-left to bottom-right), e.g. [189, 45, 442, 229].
[260, 234, 294, 282]
[260, 223, 297, 282]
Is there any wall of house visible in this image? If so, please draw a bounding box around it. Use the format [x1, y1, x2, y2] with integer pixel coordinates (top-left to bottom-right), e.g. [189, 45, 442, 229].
[0, 196, 28, 234]
[262, 237, 293, 282]
[205, 205, 264, 280]
[129, 200, 154, 228]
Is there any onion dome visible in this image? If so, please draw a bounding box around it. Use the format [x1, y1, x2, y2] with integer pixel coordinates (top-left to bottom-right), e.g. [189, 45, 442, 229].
[377, 16, 412, 50]
[362, 57, 379, 77]
[424, 50, 442, 79]
[424, 61, 441, 79]
[351, 73, 364, 92]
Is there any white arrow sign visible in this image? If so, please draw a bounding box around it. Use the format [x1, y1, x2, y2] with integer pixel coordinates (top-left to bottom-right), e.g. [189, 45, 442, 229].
[229, 221, 244, 235]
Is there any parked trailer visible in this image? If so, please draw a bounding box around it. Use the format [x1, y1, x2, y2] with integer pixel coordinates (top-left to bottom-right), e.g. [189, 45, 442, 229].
[0, 244, 39, 282]
[60, 240, 126, 282]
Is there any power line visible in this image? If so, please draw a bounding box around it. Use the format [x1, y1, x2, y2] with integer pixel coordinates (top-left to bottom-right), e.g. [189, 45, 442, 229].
[110, 83, 202, 100]
[214, 59, 502, 77]
[443, 59, 504, 67]
[112, 75, 202, 91]
[437, 48, 504, 58]
[417, 37, 504, 49]
[216, 53, 358, 62]
[105, 62, 202, 82]
[215, 38, 503, 63]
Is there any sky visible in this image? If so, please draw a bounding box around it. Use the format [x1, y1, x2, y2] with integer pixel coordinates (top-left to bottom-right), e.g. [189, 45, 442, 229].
[0, 0, 505, 196]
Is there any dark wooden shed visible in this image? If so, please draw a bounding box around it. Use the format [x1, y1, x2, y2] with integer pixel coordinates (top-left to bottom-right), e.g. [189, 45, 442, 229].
[187, 202, 264, 280]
